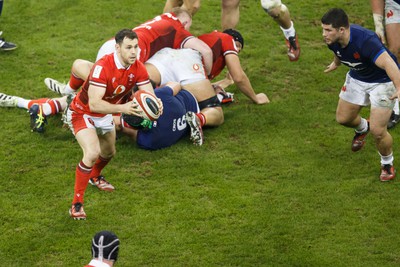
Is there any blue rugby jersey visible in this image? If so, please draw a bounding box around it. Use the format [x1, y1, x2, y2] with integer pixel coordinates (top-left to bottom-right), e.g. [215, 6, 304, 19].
[327, 24, 399, 83]
[136, 86, 199, 150]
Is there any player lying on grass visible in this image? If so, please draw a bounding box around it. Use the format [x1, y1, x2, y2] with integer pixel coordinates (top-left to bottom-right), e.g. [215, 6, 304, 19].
[47, 29, 268, 107]
[198, 29, 270, 105]
[44, 48, 239, 132]
[145, 47, 225, 127]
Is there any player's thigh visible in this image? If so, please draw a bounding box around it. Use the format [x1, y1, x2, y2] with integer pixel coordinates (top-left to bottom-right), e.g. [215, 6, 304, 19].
[72, 59, 94, 80]
[75, 128, 101, 161]
[98, 129, 117, 158]
[385, 23, 400, 58]
[336, 98, 362, 124]
[183, 79, 215, 102]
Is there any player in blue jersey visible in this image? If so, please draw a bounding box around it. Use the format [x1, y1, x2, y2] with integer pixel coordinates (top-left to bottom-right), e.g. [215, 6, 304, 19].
[118, 81, 203, 150]
[321, 8, 400, 182]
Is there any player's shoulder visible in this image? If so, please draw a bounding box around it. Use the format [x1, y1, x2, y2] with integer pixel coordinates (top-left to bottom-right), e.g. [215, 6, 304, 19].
[350, 24, 382, 50]
[94, 53, 115, 69]
[350, 24, 377, 42]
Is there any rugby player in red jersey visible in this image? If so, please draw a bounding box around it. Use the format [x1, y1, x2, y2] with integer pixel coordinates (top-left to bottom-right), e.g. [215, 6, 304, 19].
[199, 29, 269, 105]
[66, 29, 159, 220]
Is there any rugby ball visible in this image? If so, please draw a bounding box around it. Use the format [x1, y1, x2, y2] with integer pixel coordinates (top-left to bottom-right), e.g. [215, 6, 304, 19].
[133, 90, 160, 121]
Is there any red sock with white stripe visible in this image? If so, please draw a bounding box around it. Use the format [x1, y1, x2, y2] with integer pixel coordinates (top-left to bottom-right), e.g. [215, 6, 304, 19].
[65, 72, 84, 94]
[25, 99, 62, 116]
[42, 99, 62, 115]
[73, 161, 92, 204]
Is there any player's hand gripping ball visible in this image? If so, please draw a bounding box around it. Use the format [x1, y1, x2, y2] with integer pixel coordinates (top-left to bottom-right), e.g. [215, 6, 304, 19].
[133, 90, 161, 121]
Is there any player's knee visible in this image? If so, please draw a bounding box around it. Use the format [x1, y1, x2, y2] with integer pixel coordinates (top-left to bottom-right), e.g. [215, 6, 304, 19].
[72, 59, 85, 72]
[370, 125, 388, 141]
[261, 0, 281, 11]
[335, 113, 351, 126]
[216, 109, 225, 126]
[261, 0, 287, 19]
[85, 149, 101, 165]
[202, 106, 224, 126]
[105, 150, 116, 159]
[72, 59, 93, 78]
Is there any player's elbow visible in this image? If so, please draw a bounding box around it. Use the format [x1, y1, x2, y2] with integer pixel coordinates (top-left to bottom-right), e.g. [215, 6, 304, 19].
[231, 71, 246, 84]
[89, 101, 101, 113]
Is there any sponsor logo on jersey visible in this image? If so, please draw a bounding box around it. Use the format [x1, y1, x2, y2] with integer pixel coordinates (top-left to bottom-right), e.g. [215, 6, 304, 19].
[341, 60, 363, 68]
[113, 85, 126, 95]
[353, 52, 360, 60]
[128, 73, 135, 82]
[93, 65, 103, 79]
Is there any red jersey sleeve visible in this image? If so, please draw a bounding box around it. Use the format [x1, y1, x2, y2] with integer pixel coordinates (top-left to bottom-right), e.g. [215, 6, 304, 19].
[198, 31, 239, 79]
[134, 60, 151, 87]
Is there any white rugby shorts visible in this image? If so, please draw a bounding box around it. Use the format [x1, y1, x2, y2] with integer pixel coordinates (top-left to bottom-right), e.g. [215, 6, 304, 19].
[66, 108, 115, 136]
[339, 72, 396, 109]
[146, 48, 207, 86]
[385, 0, 400, 24]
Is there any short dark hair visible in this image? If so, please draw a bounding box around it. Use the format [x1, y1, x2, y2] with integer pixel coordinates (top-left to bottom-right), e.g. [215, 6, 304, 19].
[223, 29, 244, 49]
[321, 8, 349, 29]
[115, 28, 138, 45]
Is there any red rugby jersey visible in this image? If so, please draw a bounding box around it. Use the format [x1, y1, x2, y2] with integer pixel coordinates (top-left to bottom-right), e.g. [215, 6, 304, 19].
[70, 53, 150, 117]
[198, 30, 239, 79]
[134, 12, 194, 63]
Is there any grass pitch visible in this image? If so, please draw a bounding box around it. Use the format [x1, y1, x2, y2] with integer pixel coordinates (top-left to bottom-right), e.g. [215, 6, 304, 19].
[1, 0, 400, 266]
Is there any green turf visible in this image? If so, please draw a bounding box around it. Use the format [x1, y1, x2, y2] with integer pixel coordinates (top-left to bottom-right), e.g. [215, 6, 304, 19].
[1, 0, 400, 266]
